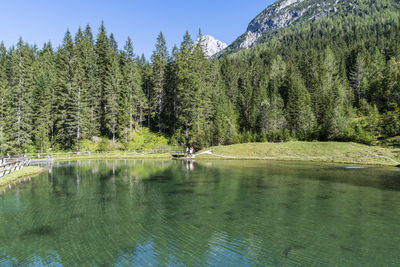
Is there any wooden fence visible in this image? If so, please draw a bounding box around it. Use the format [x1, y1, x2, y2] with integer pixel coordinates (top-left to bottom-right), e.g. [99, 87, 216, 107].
[0, 157, 31, 178]
[19, 149, 183, 160]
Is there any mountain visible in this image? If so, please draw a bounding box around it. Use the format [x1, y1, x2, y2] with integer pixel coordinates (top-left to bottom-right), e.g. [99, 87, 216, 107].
[223, 0, 363, 54]
[198, 35, 227, 57]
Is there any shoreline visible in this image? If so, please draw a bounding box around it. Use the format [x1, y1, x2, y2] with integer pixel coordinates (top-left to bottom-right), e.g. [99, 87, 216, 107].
[52, 154, 171, 162]
[47, 153, 399, 167]
[18, 142, 400, 167]
[193, 154, 399, 167]
[0, 166, 46, 191]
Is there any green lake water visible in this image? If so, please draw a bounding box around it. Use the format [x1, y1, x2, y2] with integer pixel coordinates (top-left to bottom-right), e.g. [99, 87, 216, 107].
[0, 160, 400, 266]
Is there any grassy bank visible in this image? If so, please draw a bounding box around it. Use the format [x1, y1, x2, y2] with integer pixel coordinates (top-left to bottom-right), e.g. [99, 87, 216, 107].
[196, 142, 400, 166]
[23, 141, 400, 166]
[0, 166, 45, 190]
[52, 152, 171, 162]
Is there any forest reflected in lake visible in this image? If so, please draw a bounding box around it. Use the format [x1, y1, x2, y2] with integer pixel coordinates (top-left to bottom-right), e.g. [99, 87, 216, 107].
[0, 160, 399, 266]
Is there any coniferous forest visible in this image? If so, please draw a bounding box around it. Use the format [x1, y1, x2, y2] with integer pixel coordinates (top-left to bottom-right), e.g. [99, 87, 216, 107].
[1, 0, 400, 154]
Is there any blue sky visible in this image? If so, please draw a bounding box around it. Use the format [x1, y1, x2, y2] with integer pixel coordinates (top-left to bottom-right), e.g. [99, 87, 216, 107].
[0, 0, 274, 58]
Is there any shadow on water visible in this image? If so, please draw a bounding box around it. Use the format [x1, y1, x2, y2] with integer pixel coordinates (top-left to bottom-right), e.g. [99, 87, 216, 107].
[283, 244, 306, 258]
[143, 175, 173, 184]
[195, 193, 210, 197]
[21, 225, 55, 237]
[316, 194, 334, 200]
[53, 191, 75, 198]
[167, 189, 195, 195]
[70, 213, 85, 219]
[182, 211, 194, 217]
[100, 196, 115, 203]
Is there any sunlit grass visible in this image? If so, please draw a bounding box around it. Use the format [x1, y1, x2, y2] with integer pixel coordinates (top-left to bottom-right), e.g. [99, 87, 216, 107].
[197, 141, 400, 166]
[0, 166, 45, 190]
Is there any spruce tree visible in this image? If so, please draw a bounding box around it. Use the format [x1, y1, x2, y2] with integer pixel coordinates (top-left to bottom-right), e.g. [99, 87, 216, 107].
[118, 37, 146, 143]
[95, 22, 111, 136]
[103, 49, 122, 142]
[257, 90, 286, 137]
[32, 43, 55, 152]
[350, 52, 368, 105]
[54, 30, 80, 149]
[211, 66, 238, 146]
[164, 44, 179, 132]
[175, 31, 202, 145]
[0, 43, 9, 154]
[319, 47, 351, 140]
[151, 32, 168, 133]
[286, 69, 315, 138]
[6, 38, 35, 153]
[80, 25, 101, 138]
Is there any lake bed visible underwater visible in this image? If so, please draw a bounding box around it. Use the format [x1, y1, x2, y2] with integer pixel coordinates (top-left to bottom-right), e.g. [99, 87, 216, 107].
[0, 160, 399, 266]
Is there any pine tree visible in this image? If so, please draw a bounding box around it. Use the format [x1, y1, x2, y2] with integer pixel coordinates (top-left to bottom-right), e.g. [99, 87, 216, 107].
[319, 47, 351, 140]
[62, 29, 93, 151]
[350, 52, 368, 105]
[95, 22, 111, 136]
[367, 48, 386, 109]
[286, 69, 315, 138]
[109, 33, 118, 51]
[32, 43, 55, 152]
[54, 30, 83, 149]
[150, 32, 168, 133]
[257, 89, 286, 136]
[80, 25, 101, 138]
[6, 38, 35, 153]
[237, 76, 253, 131]
[103, 49, 122, 142]
[118, 37, 146, 143]
[0, 43, 9, 137]
[211, 66, 238, 146]
[0, 43, 9, 154]
[189, 29, 215, 147]
[174, 31, 209, 146]
[383, 57, 400, 109]
[164, 44, 179, 132]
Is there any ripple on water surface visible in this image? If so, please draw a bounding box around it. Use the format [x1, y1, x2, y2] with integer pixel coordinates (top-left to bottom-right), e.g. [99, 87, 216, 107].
[0, 160, 399, 266]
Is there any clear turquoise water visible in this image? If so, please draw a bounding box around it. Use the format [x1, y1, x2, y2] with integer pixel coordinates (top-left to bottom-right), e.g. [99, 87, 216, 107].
[0, 160, 400, 266]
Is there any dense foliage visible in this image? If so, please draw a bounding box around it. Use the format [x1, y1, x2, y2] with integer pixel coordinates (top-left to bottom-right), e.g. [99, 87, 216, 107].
[1, 0, 400, 154]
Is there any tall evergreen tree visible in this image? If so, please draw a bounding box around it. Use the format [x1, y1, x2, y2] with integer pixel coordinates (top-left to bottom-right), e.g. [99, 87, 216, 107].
[150, 32, 168, 133]
[350, 52, 368, 105]
[164, 44, 179, 132]
[54, 30, 89, 149]
[257, 90, 286, 136]
[319, 47, 351, 140]
[6, 38, 35, 153]
[118, 37, 146, 143]
[95, 22, 111, 136]
[286, 69, 315, 138]
[103, 48, 122, 142]
[174, 31, 207, 146]
[79, 25, 101, 138]
[0, 43, 9, 154]
[32, 43, 55, 152]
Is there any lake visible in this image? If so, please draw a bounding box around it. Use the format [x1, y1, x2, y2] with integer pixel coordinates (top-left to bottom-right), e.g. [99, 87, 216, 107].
[0, 160, 399, 266]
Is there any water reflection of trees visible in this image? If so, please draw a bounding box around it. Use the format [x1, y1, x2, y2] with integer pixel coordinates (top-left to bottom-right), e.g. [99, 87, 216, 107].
[0, 160, 399, 265]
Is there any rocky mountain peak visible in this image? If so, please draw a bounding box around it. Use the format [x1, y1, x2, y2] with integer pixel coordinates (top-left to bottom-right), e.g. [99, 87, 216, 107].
[232, 0, 343, 50]
[198, 35, 227, 57]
